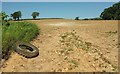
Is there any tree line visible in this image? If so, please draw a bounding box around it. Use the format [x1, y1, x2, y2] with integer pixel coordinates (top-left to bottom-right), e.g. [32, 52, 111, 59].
[1, 11, 40, 21]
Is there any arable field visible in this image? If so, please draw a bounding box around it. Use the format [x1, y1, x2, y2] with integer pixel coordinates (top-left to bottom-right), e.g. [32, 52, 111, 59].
[1, 19, 118, 72]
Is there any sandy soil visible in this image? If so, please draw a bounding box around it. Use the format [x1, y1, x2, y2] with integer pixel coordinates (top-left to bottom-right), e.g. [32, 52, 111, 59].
[1, 19, 118, 72]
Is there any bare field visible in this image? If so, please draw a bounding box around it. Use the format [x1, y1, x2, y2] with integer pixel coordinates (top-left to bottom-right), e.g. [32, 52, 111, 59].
[1, 19, 118, 72]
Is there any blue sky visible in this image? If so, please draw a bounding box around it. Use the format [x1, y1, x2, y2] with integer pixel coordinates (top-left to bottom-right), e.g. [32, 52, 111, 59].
[2, 2, 116, 19]
[1, 0, 119, 2]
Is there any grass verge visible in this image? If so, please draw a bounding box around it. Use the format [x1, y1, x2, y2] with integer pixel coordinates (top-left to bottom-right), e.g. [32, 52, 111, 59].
[2, 21, 39, 59]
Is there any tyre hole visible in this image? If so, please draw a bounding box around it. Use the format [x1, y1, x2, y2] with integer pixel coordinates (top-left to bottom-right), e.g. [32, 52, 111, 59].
[19, 45, 33, 51]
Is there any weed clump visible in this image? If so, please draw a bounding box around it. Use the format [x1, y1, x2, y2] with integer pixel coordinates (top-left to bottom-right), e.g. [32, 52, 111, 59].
[59, 31, 92, 55]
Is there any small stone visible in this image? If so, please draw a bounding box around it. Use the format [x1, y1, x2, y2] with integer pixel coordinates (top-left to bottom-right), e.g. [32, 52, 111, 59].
[20, 64, 24, 67]
[48, 34, 52, 37]
[12, 66, 15, 69]
[36, 65, 41, 68]
[62, 68, 68, 71]
[92, 64, 95, 67]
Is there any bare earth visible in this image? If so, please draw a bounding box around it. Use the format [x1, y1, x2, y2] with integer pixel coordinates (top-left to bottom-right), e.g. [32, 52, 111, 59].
[1, 19, 118, 72]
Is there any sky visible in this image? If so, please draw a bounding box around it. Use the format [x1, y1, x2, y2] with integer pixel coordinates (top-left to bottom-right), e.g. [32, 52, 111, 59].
[2, 2, 116, 19]
[1, 0, 119, 2]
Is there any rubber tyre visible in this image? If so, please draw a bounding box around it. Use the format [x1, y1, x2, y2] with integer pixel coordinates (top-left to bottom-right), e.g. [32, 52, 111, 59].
[13, 41, 39, 58]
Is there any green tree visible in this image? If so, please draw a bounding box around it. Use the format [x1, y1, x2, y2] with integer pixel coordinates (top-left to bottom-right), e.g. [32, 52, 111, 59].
[11, 11, 22, 20]
[100, 2, 120, 20]
[1, 12, 9, 20]
[31, 12, 40, 19]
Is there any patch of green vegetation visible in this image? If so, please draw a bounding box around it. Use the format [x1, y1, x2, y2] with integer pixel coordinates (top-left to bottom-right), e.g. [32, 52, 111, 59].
[69, 60, 78, 67]
[68, 60, 79, 70]
[59, 31, 92, 55]
[2, 21, 39, 59]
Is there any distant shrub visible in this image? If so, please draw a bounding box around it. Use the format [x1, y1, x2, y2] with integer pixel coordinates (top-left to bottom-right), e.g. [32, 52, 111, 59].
[92, 18, 102, 20]
[83, 18, 89, 20]
[75, 17, 79, 20]
[2, 21, 39, 59]
[83, 17, 102, 20]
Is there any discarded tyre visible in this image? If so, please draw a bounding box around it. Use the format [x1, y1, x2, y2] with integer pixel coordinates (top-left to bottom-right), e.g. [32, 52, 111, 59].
[13, 41, 39, 58]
